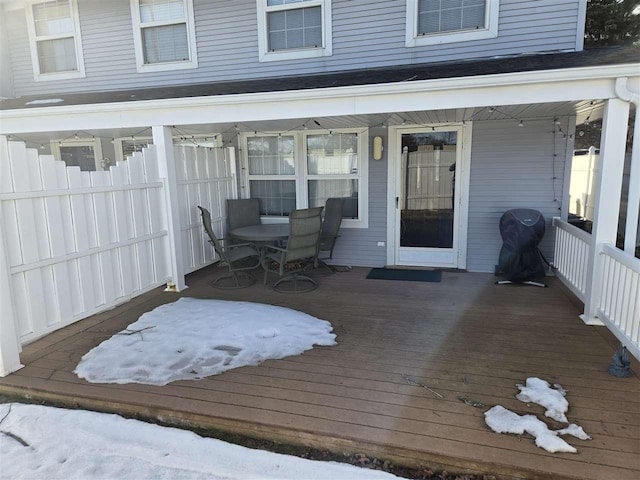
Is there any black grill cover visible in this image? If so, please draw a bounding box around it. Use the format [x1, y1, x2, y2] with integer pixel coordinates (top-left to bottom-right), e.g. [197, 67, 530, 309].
[497, 209, 546, 282]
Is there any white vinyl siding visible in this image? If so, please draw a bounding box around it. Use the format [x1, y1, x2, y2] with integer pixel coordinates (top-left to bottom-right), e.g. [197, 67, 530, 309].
[6, 0, 582, 96]
[25, 0, 85, 81]
[257, 0, 332, 62]
[466, 118, 567, 272]
[406, 0, 499, 47]
[130, 0, 197, 72]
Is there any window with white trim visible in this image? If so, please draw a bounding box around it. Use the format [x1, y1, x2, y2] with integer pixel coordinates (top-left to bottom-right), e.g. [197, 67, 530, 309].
[242, 129, 368, 228]
[405, 0, 499, 47]
[130, 0, 198, 72]
[256, 0, 332, 62]
[25, 0, 85, 81]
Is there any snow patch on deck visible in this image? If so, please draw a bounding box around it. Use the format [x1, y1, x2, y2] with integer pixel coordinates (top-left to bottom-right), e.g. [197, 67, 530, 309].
[74, 297, 336, 385]
[484, 377, 591, 453]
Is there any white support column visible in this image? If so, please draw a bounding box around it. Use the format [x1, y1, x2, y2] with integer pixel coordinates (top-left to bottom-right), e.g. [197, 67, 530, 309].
[0, 176, 23, 376]
[152, 126, 187, 292]
[583, 98, 630, 325]
[560, 116, 577, 221]
[624, 110, 639, 254]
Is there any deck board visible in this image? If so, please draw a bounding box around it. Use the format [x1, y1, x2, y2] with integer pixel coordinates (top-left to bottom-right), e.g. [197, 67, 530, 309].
[1, 267, 639, 479]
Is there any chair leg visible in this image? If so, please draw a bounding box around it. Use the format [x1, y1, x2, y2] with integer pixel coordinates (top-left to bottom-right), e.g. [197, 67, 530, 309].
[272, 273, 318, 294]
[212, 271, 255, 289]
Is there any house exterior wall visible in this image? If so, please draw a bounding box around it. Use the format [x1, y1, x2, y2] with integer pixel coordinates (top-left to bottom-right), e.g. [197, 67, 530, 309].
[330, 126, 388, 267]
[5, 0, 582, 97]
[327, 118, 568, 271]
[0, 13, 14, 98]
[466, 118, 567, 272]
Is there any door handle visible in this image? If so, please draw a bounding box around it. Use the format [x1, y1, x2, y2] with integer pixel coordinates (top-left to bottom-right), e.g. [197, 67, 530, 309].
[396, 196, 399, 208]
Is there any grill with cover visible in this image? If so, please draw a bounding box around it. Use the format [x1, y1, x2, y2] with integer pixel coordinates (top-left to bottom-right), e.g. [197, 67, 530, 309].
[496, 208, 547, 287]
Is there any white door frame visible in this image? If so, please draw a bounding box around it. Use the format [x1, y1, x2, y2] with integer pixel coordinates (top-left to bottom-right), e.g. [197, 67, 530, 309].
[386, 123, 472, 268]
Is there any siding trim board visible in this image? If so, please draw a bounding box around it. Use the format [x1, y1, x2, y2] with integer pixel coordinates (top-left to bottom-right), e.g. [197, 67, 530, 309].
[1, 64, 638, 135]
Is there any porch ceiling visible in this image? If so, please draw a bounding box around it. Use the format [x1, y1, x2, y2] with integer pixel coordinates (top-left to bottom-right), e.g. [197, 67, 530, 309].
[8, 100, 604, 144]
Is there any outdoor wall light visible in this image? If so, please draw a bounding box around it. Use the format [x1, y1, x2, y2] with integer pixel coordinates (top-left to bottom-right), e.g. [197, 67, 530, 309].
[373, 136, 384, 160]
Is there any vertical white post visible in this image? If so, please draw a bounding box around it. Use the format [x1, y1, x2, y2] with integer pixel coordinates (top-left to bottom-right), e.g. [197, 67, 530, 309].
[583, 99, 630, 325]
[152, 126, 187, 292]
[624, 110, 639, 254]
[560, 116, 577, 221]
[0, 143, 23, 375]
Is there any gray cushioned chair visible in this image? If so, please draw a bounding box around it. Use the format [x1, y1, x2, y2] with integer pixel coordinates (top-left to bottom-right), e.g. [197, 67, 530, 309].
[262, 207, 323, 293]
[227, 199, 260, 243]
[198, 206, 261, 289]
[313, 197, 344, 275]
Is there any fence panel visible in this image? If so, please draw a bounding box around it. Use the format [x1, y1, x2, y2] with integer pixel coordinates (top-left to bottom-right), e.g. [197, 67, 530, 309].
[175, 146, 237, 274]
[0, 141, 170, 344]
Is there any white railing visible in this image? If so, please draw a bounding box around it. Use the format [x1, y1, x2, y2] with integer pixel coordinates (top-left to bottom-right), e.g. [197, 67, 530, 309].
[553, 217, 640, 360]
[552, 217, 593, 302]
[598, 244, 640, 360]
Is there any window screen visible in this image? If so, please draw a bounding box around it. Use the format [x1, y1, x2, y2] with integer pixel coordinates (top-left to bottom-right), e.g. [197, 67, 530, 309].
[417, 0, 486, 35]
[267, 4, 322, 51]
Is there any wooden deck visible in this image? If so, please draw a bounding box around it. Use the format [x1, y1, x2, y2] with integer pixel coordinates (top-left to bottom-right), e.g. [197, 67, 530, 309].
[1, 267, 638, 479]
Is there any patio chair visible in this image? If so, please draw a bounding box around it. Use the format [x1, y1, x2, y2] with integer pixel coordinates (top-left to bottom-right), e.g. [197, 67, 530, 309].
[227, 199, 260, 243]
[198, 206, 261, 289]
[311, 197, 344, 276]
[262, 207, 323, 293]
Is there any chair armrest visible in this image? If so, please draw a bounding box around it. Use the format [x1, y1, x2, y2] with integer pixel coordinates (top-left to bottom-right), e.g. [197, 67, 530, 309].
[225, 242, 258, 250]
[262, 244, 287, 254]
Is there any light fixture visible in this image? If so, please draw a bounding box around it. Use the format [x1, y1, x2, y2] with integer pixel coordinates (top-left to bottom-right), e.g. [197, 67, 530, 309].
[373, 136, 384, 160]
[518, 120, 524, 127]
[74, 133, 79, 139]
[39, 143, 45, 150]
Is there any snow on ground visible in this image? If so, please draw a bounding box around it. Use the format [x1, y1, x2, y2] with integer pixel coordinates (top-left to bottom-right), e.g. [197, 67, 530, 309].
[24, 98, 64, 105]
[484, 406, 587, 454]
[515, 377, 569, 423]
[75, 298, 336, 385]
[484, 378, 591, 454]
[0, 403, 398, 480]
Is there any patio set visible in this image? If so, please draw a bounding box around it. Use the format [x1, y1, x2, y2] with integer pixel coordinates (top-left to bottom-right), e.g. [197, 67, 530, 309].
[198, 198, 344, 293]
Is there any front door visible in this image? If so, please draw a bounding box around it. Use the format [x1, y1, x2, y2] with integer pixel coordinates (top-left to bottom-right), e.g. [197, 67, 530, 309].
[391, 125, 470, 268]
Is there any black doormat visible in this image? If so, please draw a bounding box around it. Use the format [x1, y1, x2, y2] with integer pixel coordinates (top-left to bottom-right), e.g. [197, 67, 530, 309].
[366, 268, 442, 282]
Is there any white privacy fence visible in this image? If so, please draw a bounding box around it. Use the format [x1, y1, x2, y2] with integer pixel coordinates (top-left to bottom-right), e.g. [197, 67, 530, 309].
[553, 217, 640, 360]
[0, 140, 236, 345]
[552, 217, 592, 302]
[174, 145, 236, 273]
[401, 148, 455, 210]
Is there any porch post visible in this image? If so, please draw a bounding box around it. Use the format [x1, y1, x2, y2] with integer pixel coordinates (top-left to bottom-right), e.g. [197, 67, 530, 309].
[152, 125, 187, 292]
[623, 110, 639, 254]
[582, 98, 630, 325]
[0, 142, 23, 375]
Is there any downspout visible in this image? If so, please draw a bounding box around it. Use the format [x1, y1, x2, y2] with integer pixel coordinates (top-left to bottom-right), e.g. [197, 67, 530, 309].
[614, 77, 640, 254]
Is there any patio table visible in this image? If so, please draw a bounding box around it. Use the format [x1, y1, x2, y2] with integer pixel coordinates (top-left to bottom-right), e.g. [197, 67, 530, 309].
[229, 224, 289, 242]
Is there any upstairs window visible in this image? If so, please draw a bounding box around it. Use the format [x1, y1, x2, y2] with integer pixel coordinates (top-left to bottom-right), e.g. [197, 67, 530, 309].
[256, 0, 332, 62]
[25, 0, 85, 81]
[130, 0, 198, 72]
[406, 0, 499, 47]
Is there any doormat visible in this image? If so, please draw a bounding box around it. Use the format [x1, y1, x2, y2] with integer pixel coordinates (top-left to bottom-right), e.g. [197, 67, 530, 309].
[366, 268, 442, 282]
